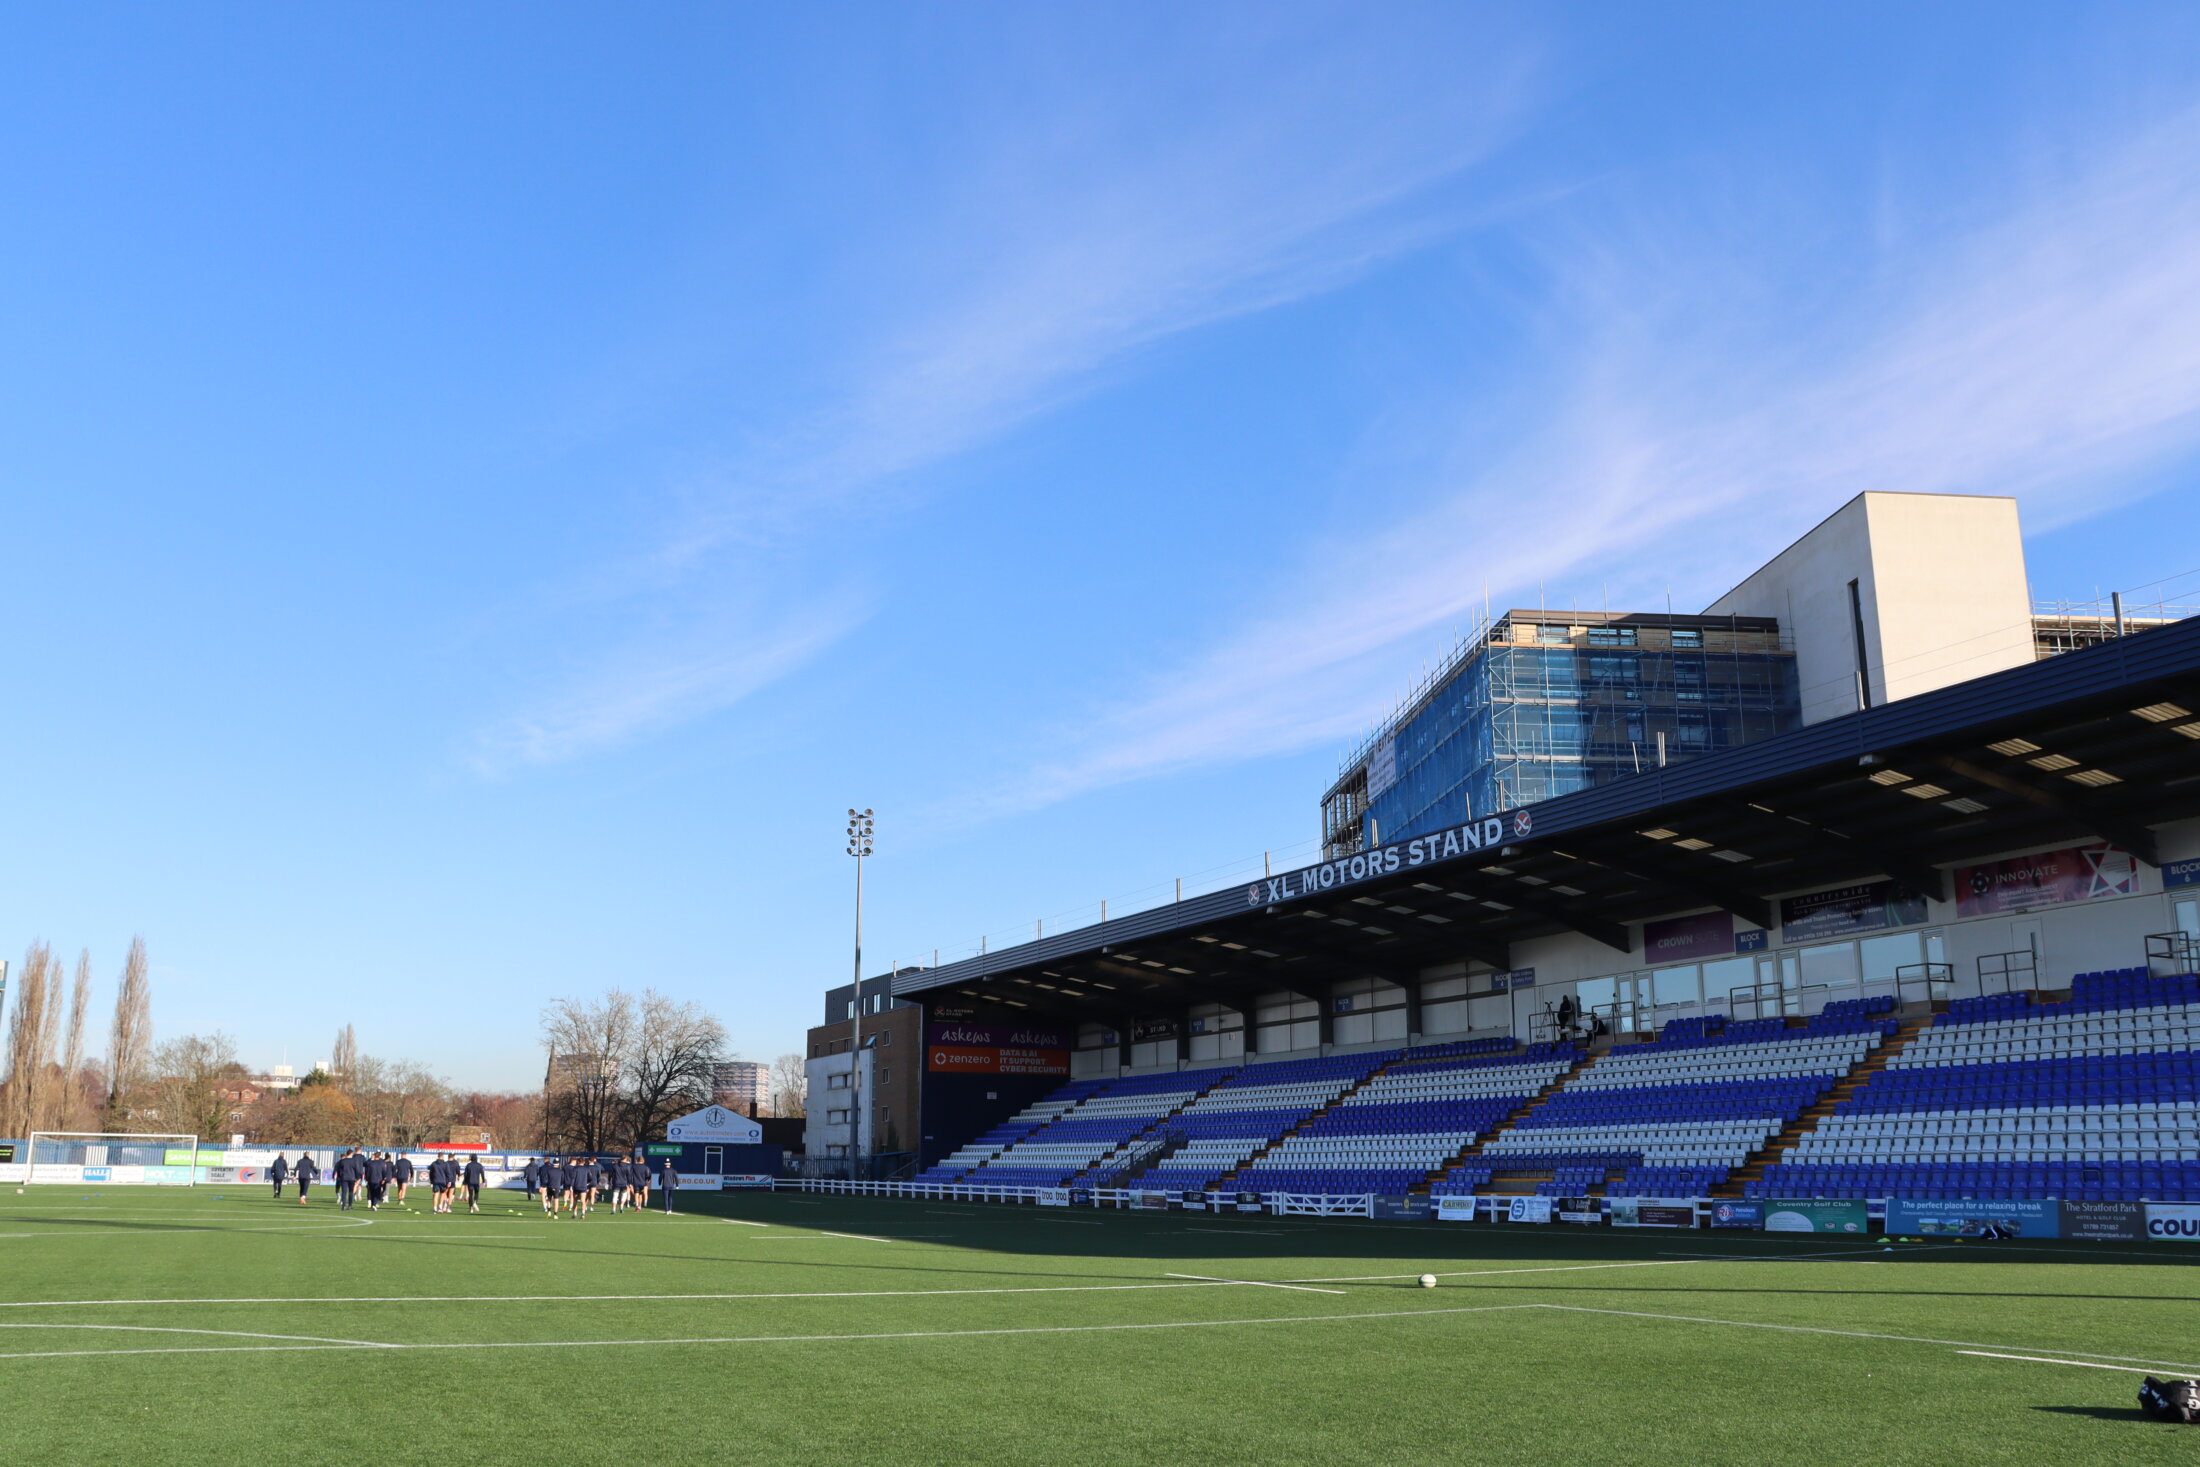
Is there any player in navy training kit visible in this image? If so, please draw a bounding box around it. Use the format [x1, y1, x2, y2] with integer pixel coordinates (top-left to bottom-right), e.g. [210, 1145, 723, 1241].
[295, 1152, 318, 1203]
[393, 1153, 415, 1207]
[461, 1155, 486, 1213]
[365, 1151, 392, 1210]
[520, 1157, 539, 1199]
[538, 1158, 564, 1217]
[269, 1153, 289, 1200]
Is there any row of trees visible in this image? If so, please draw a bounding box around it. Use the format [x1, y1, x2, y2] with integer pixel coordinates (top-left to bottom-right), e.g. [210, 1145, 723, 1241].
[0, 937, 151, 1139]
[540, 988, 728, 1152]
[5, 943, 777, 1153]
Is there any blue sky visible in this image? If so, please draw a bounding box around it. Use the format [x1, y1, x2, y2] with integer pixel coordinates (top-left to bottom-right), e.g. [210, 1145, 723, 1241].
[6, 4, 2200, 1090]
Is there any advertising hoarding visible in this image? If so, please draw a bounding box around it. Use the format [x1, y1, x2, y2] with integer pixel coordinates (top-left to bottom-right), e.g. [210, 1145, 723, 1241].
[1506, 1197, 1554, 1224]
[1707, 1201, 1764, 1229]
[1764, 1200, 1869, 1234]
[1436, 1195, 1479, 1222]
[2060, 1200, 2143, 1241]
[1781, 882, 1930, 943]
[1885, 1198, 2060, 1238]
[1643, 912, 1736, 963]
[1609, 1197, 1695, 1228]
[2144, 1203, 2200, 1241]
[1955, 843, 2138, 918]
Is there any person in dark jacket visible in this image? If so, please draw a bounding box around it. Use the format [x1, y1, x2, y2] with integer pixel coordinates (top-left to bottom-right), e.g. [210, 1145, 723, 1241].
[296, 1152, 319, 1203]
[461, 1155, 486, 1214]
[660, 1160, 678, 1214]
[335, 1149, 359, 1210]
[520, 1157, 539, 1200]
[364, 1151, 392, 1211]
[268, 1153, 290, 1201]
[393, 1153, 415, 1207]
[428, 1156, 453, 1214]
[538, 1158, 565, 1218]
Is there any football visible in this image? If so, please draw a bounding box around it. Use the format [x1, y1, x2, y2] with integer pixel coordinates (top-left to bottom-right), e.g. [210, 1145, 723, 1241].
[1419, 1274, 1438, 1289]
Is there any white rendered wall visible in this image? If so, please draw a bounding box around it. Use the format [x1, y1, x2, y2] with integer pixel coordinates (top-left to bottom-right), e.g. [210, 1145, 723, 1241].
[1706, 492, 2035, 725]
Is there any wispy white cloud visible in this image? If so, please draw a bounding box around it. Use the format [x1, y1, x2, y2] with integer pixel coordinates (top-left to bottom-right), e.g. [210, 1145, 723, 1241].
[474, 12, 1539, 770]
[471, 591, 869, 773]
[983, 102, 2200, 815]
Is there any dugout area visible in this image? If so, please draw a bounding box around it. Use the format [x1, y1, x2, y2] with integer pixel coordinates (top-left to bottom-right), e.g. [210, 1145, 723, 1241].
[0, 1186, 2196, 1465]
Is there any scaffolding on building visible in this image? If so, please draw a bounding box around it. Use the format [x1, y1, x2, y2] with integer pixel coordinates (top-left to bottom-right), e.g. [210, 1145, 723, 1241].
[1322, 611, 1799, 860]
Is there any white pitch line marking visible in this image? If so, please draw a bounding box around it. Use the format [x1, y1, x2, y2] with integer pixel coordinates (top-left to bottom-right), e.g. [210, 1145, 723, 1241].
[0, 1303, 1536, 1360]
[0, 1281, 1249, 1309]
[1957, 1351, 2168, 1374]
[0, 1323, 393, 1348]
[1166, 1272, 1347, 1296]
[1528, 1304, 2200, 1372]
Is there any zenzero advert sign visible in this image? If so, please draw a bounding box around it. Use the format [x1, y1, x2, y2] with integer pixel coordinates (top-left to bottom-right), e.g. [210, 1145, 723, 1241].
[926, 1022, 1070, 1077]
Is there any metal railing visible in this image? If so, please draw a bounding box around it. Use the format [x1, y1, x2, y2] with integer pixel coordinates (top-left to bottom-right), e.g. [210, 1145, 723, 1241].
[1894, 962, 1956, 1006]
[1092, 1128, 1186, 1189]
[1976, 949, 2039, 996]
[2146, 931, 2200, 973]
[780, 1178, 1376, 1214]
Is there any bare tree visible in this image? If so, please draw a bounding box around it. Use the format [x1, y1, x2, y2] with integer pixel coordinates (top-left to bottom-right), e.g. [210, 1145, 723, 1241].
[540, 991, 636, 1153]
[138, 1032, 242, 1142]
[58, 950, 92, 1132]
[104, 936, 152, 1127]
[621, 991, 727, 1147]
[770, 1052, 808, 1118]
[331, 1023, 357, 1081]
[1, 942, 54, 1140]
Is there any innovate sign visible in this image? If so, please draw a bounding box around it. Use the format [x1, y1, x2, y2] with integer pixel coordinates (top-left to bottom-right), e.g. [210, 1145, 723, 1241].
[1241, 812, 1529, 908]
[1956, 843, 2139, 918]
[926, 1022, 1071, 1077]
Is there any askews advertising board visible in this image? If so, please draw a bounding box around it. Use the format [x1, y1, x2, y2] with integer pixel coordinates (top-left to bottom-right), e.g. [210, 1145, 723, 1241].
[1885, 1198, 2060, 1239]
[1436, 1195, 1479, 1222]
[1764, 1200, 1869, 1234]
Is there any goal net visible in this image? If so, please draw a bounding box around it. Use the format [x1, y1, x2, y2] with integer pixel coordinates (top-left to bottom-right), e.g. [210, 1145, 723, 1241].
[23, 1133, 200, 1186]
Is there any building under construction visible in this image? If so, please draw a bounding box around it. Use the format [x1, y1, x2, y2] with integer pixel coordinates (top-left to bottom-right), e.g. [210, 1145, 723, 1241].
[1323, 492, 2195, 861]
[1321, 611, 1799, 859]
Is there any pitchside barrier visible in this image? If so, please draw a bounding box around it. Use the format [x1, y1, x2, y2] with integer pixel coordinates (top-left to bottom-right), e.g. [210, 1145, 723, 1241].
[771, 1182, 2200, 1240]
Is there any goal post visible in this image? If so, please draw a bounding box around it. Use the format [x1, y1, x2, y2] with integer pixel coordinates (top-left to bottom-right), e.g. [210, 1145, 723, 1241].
[23, 1133, 200, 1186]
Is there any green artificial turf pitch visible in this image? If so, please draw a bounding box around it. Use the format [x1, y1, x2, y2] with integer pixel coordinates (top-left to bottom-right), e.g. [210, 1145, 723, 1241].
[0, 1188, 2196, 1464]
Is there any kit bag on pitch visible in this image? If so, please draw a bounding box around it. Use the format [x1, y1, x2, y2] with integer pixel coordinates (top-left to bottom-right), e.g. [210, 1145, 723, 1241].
[2139, 1377, 2200, 1424]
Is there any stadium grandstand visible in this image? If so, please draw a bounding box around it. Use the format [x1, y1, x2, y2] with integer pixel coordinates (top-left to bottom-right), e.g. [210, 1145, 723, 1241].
[881, 493, 2200, 1221]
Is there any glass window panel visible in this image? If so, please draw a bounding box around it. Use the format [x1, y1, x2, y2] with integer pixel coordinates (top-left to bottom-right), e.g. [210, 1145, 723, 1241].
[1858, 932, 1921, 982]
[1699, 957, 1753, 1011]
[1652, 965, 1700, 1007]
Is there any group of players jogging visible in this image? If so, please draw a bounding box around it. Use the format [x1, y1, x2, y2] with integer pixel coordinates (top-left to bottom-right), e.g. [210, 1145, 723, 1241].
[522, 1154, 669, 1218]
[262, 1147, 676, 1216]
